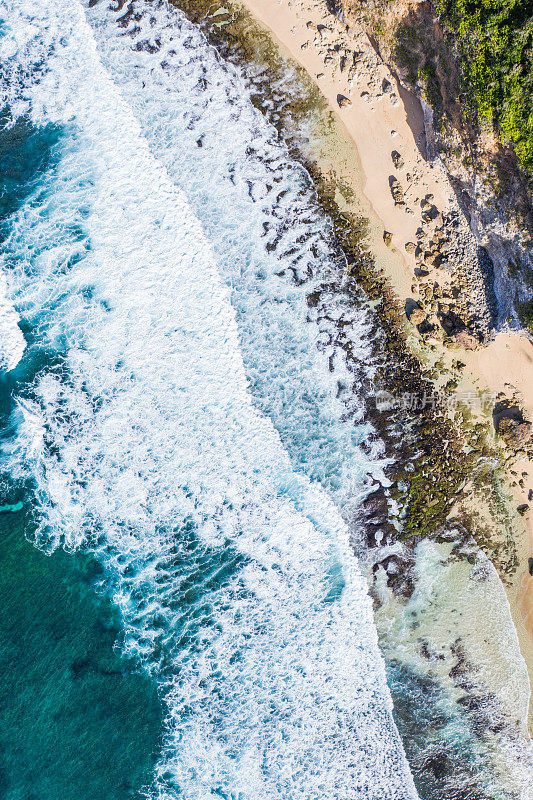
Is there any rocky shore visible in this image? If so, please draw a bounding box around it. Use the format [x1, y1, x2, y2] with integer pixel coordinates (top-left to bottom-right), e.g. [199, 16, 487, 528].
[152, 0, 533, 791]
[345, 0, 533, 330]
[240, 0, 499, 346]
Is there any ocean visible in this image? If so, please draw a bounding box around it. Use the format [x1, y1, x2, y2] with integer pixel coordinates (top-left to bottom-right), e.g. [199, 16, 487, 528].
[0, 1, 416, 798]
[0, 500, 162, 799]
[0, 1, 531, 798]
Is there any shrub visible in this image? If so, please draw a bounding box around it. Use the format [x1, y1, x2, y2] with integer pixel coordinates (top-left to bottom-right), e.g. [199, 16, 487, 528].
[436, 0, 533, 172]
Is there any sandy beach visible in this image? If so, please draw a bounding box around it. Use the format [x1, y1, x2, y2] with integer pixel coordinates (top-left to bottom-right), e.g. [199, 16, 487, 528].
[218, 0, 533, 725]
[5, 0, 533, 796]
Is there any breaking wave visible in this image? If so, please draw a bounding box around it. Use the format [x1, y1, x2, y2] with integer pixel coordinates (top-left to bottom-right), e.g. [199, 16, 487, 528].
[0, 1, 417, 798]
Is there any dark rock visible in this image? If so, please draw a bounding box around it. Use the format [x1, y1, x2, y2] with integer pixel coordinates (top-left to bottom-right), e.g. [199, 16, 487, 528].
[383, 230, 392, 246]
[422, 203, 439, 221]
[337, 94, 352, 108]
[439, 310, 465, 335]
[424, 753, 452, 780]
[376, 554, 415, 599]
[389, 176, 405, 205]
[391, 150, 404, 169]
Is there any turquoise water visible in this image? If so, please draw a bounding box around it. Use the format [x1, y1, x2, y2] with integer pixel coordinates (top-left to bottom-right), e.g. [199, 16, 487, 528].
[2, 1, 531, 798]
[387, 661, 490, 800]
[0, 2, 420, 798]
[0, 107, 163, 800]
[0, 117, 61, 228]
[0, 501, 162, 800]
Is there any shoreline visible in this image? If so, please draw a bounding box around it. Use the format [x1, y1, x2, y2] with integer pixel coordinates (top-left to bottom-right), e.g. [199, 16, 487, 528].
[189, 0, 533, 727]
[165, 5, 533, 786]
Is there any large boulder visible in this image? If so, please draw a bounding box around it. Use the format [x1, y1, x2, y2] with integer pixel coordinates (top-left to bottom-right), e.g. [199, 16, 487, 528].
[408, 306, 427, 326]
[449, 330, 479, 350]
[389, 177, 405, 205]
[497, 417, 532, 449]
[440, 309, 468, 337]
[391, 150, 405, 169]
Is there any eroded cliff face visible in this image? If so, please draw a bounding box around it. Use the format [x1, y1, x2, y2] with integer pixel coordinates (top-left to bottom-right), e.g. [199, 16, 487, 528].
[342, 0, 533, 331]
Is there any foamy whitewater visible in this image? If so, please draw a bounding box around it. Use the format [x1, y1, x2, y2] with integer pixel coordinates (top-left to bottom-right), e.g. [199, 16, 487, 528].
[83, 0, 385, 515]
[0, 1, 418, 798]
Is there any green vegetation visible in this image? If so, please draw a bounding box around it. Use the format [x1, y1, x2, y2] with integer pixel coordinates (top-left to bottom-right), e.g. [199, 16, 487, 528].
[394, 22, 423, 85]
[437, 0, 533, 171]
[518, 298, 533, 331]
[418, 61, 444, 118]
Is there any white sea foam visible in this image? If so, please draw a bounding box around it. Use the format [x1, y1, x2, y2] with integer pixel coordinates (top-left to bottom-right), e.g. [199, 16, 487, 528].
[76, 15, 533, 794]
[82, 0, 387, 517]
[0, 1, 417, 798]
[76, 3, 533, 797]
[0, 269, 24, 371]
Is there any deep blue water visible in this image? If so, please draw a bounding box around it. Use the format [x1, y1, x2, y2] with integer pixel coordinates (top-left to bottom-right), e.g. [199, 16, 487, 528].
[0, 2, 531, 799]
[0, 502, 163, 800]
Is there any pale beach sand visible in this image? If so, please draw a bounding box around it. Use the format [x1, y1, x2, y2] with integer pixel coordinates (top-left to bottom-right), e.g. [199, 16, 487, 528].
[228, 0, 533, 725]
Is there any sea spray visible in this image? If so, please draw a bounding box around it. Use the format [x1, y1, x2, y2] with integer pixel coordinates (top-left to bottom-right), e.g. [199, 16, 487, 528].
[78, 2, 533, 797]
[0, 2, 417, 798]
[83, 0, 387, 516]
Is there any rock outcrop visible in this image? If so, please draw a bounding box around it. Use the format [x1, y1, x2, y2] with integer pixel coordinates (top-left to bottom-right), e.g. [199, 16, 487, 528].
[342, 0, 533, 334]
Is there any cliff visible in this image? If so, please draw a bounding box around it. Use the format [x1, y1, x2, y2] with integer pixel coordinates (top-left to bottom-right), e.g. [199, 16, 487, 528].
[341, 0, 533, 331]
